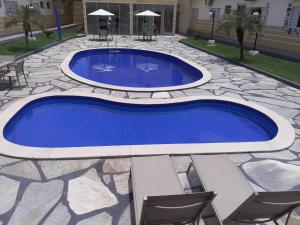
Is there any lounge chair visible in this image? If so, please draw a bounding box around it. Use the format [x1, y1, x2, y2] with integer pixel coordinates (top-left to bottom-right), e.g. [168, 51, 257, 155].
[189, 154, 300, 225]
[131, 155, 215, 225]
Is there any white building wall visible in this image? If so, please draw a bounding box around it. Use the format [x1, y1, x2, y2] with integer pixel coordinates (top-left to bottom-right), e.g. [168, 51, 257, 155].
[190, 0, 293, 27]
[0, 0, 6, 16]
[262, 0, 290, 27]
[191, 0, 209, 20]
[178, 0, 191, 33]
[0, 0, 56, 17]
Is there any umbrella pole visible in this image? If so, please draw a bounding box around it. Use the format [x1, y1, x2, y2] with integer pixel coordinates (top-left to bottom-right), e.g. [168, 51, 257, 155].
[97, 16, 99, 40]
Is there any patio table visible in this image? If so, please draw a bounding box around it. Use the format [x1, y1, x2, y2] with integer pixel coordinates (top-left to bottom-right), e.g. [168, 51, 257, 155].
[0, 55, 15, 68]
[0, 61, 13, 68]
[0, 56, 15, 89]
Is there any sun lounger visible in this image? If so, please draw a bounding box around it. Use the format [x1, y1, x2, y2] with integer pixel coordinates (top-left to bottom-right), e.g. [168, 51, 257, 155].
[190, 154, 300, 225]
[131, 155, 215, 225]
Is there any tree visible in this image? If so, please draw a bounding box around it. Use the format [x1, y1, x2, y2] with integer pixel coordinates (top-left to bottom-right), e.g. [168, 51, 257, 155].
[218, 7, 261, 61]
[5, 6, 41, 49]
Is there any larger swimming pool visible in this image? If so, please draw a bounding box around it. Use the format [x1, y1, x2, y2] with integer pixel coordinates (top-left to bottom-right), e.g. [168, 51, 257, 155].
[61, 48, 211, 91]
[4, 96, 278, 147]
[0, 93, 294, 158]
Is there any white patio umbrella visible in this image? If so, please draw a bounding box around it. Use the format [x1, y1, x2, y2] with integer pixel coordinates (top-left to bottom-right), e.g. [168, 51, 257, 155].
[135, 10, 160, 37]
[88, 9, 114, 16]
[88, 9, 114, 38]
[135, 10, 160, 17]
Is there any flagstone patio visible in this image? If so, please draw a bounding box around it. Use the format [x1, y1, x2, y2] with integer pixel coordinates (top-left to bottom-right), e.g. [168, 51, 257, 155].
[0, 35, 299, 225]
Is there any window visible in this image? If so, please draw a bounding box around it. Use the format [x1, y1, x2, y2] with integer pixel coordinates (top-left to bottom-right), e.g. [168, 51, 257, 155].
[192, 8, 199, 19]
[205, 0, 212, 6]
[289, 6, 300, 29]
[237, 4, 246, 11]
[0, 0, 2, 8]
[5, 1, 18, 16]
[224, 5, 231, 14]
[46, 2, 50, 9]
[32, 3, 39, 10]
[40, 1, 44, 9]
[209, 8, 221, 20]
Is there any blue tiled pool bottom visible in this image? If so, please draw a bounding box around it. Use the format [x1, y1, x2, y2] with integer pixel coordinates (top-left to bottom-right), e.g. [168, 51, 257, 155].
[4, 96, 278, 148]
[69, 49, 203, 88]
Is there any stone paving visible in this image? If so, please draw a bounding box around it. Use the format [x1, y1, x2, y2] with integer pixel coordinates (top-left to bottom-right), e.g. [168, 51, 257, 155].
[0, 35, 299, 225]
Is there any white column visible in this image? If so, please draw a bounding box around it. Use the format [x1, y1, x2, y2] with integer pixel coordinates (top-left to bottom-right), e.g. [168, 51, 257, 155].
[130, 3, 133, 35]
[83, 0, 88, 34]
[172, 3, 177, 34]
[178, 0, 191, 34]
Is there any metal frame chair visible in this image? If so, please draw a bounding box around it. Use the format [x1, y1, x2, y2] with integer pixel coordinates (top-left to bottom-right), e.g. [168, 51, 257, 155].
[189, 154, 300, 225]
[131, 155, 216, 225]
[4, 60, 28, 87]
[229, 192, 300, 225]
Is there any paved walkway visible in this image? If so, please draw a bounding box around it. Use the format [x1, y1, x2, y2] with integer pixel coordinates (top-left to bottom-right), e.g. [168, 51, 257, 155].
[0, 35, 299, 225]
[0, 24, 77, 43]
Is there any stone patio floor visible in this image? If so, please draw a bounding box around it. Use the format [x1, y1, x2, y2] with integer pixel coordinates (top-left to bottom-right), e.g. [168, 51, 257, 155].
[0, 35, 299, 225]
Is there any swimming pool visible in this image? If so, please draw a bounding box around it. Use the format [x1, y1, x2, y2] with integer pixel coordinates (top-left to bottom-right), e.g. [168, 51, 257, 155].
[0, 92, 294, 159]
[61, 48, 211, 91]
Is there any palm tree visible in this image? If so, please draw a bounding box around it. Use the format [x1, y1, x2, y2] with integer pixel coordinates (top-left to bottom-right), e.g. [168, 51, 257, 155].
[5, 6, 41, 49]
[218, 7, 261, 61]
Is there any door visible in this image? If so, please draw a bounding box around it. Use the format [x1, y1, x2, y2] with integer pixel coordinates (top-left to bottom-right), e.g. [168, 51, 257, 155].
[154, 12, 161, 34]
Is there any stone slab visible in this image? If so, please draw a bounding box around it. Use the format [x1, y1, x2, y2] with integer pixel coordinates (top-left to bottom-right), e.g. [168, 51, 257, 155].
[0, 176, 20, 214]
[68, 169, 118, 215]
[8, 180, 63, 225]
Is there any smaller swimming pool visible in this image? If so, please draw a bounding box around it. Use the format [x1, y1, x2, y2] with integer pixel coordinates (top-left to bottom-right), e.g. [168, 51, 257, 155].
[4, 97, 278, 147]
[0, 92, 294, 159]
[61, 48, 211, 91]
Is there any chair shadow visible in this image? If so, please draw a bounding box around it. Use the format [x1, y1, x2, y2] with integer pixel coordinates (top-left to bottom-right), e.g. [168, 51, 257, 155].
[134, 38, 157, 42]
[0, 78, 27, 91]
[88, 38, 114, 42]
[186, 167, 222, 225]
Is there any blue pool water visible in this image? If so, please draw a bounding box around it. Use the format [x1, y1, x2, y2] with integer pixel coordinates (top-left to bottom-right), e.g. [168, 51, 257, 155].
[69, 49, 203, 88]
[4, 96, 278, 148]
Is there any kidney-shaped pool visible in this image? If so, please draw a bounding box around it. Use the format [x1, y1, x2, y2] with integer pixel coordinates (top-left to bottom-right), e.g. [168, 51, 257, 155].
[0, 93, 294, 159]
[61, 48, 211, 91]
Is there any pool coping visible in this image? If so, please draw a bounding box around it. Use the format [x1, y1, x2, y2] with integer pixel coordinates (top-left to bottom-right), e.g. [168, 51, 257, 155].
[60, 48, 212, 92]
[0, 92, 295, 159]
